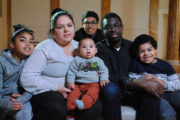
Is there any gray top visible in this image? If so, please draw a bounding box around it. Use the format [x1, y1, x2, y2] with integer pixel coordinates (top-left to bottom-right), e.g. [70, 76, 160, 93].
[67, 56, 109, 83]
[0, 50, 32, 110]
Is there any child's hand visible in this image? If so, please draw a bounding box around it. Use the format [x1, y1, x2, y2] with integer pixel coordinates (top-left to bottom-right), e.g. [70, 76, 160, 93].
[143, 74, 154, 80]
[67, 83, 75, 90]
[100, 80, 110, 87]
[10, 98, 23, 111]
[57, 87, 71, 99]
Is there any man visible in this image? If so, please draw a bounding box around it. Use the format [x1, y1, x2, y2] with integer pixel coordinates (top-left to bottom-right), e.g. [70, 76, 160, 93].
[74, 11, 105, 43]
[96, 12, 163, 120]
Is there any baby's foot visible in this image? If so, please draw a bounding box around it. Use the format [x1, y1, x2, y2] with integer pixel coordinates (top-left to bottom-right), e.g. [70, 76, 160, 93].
[75, 100, 84, 110]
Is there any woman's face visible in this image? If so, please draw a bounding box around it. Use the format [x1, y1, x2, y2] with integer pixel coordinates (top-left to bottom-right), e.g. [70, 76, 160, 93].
[54, 15, 75, 46]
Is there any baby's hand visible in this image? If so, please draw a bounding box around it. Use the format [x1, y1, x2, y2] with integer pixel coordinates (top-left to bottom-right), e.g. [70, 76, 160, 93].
[67, 83, 75, 90]
[100, 80, 110, 87]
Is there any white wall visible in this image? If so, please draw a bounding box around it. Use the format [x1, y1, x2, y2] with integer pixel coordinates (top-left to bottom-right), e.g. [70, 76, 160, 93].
[10, 0, 169, 58]
[60, 0, 150, 41]
[60, 0, 102, 30]
[12, 0, 50, 42]
[111, 0, 150, 41]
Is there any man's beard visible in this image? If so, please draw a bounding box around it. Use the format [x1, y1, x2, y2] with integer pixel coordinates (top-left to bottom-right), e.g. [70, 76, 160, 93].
[108, 36, 122, 46]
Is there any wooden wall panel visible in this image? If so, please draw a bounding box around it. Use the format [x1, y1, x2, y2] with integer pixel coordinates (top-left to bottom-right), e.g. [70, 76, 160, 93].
[101, 0, 110, 18]
[7, 0, 11, 47]
[50, 0, 60, 13]
[149, 0, 159, 41]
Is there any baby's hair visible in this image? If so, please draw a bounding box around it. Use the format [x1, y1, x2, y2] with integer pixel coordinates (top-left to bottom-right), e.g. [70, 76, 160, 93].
[78, 37, 96, 47]
[11, 24, 34, 42]
[132, 34, 157, 56]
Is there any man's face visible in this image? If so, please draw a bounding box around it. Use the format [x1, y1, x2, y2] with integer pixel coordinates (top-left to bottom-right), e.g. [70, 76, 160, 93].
[102, 17, 123, 46]
[82, 17, 98, 35]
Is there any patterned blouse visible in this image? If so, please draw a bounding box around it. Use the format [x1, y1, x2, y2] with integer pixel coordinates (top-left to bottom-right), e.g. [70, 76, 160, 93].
[20, 38, 78, 95]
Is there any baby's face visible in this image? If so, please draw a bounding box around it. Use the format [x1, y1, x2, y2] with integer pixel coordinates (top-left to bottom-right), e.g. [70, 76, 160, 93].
[79, 38, 97, 59]
[137, 43, 157, 64]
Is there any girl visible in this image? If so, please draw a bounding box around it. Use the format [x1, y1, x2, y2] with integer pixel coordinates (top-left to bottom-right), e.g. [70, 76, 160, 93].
[0, 24, 35, 120]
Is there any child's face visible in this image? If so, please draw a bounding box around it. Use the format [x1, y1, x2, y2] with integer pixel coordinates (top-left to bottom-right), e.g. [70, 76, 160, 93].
[79, 38, 97, 59]
[138, 43, 157, 64]
[11, 32, 34, 58]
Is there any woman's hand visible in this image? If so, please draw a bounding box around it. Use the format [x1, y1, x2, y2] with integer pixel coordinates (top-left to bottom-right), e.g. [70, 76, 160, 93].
[57, 87, 71, 99]
[100, 80, 110, 87]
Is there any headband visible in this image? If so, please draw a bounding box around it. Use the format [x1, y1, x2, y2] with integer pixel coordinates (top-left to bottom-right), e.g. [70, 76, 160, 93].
[12, 28, 25, 39]
[50, 11, 68, 30]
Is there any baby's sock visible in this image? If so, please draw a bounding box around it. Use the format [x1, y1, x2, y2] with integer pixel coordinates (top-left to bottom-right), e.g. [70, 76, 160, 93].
[75, 100, 84, 110]
[66, 116, 75, 120]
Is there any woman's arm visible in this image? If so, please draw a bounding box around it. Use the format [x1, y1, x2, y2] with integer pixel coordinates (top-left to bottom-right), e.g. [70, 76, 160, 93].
[20, 50, 63, 94]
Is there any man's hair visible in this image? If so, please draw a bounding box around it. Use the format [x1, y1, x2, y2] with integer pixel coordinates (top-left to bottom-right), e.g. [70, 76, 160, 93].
[82, 11, 99, 22]
[101, 12, 122, 28]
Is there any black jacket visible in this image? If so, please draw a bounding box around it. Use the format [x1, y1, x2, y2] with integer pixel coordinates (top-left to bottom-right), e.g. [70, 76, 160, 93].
[74, 28, 105, 43]
[96, 39, 133, 89]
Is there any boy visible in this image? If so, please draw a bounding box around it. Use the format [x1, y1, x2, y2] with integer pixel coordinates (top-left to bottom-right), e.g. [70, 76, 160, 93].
[66, 37, 109, 120]
[129, 34, 180, 120]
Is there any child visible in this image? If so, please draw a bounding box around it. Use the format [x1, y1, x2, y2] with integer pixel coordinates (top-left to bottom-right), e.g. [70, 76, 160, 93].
[66, 37, 109, 120]
[129, 34, 180, 120]
[0, 24, 35, 120]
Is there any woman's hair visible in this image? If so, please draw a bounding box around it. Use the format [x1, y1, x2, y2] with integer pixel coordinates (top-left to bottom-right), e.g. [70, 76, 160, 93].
[132, 34, 157, 57]
[50, 9, 74, 34]
[50, 8, 64, 16]
[11, 24, 34, 42]
[101, 12, 123, 28]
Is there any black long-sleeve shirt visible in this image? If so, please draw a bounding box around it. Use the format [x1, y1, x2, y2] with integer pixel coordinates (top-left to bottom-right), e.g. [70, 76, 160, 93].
[96, 39, 132, 89]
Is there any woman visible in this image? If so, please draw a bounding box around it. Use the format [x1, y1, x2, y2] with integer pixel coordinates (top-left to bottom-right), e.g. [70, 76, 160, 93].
[20, 9, 101, 120]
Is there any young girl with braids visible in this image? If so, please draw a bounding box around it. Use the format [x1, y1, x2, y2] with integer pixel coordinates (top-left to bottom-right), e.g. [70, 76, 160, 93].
[0, 24, 35, 120]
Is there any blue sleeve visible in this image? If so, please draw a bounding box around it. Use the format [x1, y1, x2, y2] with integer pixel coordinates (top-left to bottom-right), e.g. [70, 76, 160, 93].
[162, 62, 180, 91]
[0, 63, 13, 110]
[16, 91, 32, 104]
[128, 60, 139, 80]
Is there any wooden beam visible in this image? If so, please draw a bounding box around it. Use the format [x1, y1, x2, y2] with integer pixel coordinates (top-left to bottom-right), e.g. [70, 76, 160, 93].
[166, 0, 180, 62]
[101, 0, 110, 18]
[149, 0, 159, 41]
[7, 0, 11, 47]
[50, 0, 60, 13]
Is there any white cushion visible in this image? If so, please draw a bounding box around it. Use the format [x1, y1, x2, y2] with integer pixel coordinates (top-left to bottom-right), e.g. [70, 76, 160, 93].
[121, 106, 136, 120]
